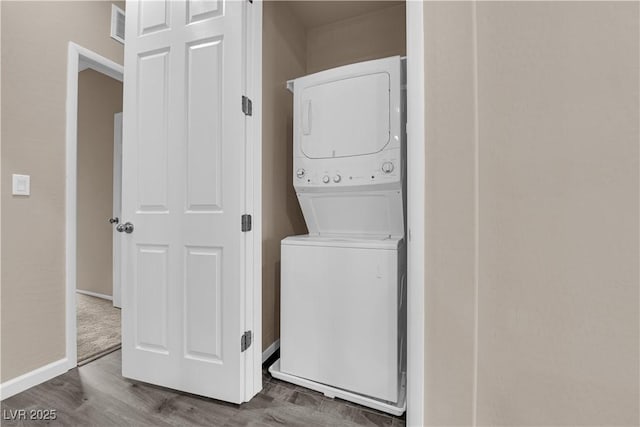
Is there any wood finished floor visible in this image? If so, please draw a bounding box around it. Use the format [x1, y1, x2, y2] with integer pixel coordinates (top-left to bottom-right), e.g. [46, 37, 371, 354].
[1, 350, 405, 427]
[76, 293, 121, 365]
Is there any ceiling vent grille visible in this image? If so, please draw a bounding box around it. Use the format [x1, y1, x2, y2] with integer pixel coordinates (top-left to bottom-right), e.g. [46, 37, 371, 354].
[111, 5, 125, 44]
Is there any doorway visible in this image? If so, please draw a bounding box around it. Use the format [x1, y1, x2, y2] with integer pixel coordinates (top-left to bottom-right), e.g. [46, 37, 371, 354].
[65, 43, 124, 367]
[75, 67, 123, 365]
[260, 2, 425, 424]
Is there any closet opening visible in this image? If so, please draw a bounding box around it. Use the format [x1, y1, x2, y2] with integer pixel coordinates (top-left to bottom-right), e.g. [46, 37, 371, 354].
[261, 0, 409, 419]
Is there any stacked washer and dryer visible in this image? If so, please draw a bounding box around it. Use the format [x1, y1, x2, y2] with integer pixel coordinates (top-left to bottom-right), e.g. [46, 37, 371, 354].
[269, 56, 407, 416]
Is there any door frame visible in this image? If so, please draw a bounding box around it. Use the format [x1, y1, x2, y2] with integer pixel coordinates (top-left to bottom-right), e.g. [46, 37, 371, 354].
[244, 0, 264, 400]
[406, 1, 426, 425]
[64, 42, 124, 368]
[112, 112, 123, 309]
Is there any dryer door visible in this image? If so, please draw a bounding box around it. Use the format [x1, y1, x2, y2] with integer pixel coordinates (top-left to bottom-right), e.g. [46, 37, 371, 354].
[300, 72, 390, 159]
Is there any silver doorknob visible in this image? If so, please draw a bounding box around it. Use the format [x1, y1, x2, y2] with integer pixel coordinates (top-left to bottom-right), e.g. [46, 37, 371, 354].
[109, 217, 119, 224]
[116, 222, 134, 234]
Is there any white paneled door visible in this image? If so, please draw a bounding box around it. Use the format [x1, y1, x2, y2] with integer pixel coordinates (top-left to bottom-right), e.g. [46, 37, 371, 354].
[121, 0, 251, 403]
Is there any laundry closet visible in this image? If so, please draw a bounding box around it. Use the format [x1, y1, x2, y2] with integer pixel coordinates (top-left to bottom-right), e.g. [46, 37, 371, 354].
[261, 1, 407, 414]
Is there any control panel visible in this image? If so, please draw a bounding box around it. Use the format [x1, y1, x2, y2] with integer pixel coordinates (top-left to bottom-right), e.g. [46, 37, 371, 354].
[294, 145, 402, 191]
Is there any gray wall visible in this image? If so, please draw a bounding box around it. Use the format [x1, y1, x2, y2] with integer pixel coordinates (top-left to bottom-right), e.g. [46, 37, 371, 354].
[1, 1, 124, 382]
[424, 2, 639, 425]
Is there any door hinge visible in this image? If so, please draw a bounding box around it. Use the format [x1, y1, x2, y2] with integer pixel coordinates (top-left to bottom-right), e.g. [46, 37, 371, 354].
[242, 95, 252, 116]
[241, 330, 252, 352]
[241, 214, 252, 232]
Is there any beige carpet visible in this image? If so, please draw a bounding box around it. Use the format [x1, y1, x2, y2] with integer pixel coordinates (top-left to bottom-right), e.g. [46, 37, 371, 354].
[77, 293, 121, 365]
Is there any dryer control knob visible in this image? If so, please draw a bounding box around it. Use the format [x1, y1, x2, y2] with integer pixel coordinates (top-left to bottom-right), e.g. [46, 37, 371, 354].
[322, 175, 330, 184]
[381, 161, 394, 173]
[296, 168, 305, 178]
[333, 174, 341, 183]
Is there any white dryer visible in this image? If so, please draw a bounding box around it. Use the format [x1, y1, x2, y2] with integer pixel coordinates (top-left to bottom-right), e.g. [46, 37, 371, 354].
[290, 55, 405, 238]
[270, 56, 407, 416]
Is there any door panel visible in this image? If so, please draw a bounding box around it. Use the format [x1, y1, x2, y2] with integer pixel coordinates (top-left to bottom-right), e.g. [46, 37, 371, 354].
[137, 50, 169, 212]
[122, 0, 247, 403]
[139, 0, 170, 35]
[186, 38, 223, 212]
[187, 0, 223, 23]
[135, 245, 169, 353]
[184, 246, 223, 362]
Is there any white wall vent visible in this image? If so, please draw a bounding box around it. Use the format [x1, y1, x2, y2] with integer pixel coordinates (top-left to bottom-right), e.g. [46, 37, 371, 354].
[111, 4, 125, 44]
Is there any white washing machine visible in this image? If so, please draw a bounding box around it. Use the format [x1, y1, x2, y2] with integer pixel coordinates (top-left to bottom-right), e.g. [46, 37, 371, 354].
[270, 56, 407, 415]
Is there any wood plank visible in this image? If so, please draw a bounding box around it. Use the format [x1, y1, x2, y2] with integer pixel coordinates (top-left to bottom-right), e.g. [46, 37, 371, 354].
[1, 351, 403, 426]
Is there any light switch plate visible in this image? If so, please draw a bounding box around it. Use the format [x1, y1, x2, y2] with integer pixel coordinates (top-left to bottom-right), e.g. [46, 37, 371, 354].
[12, 174, 30, 196]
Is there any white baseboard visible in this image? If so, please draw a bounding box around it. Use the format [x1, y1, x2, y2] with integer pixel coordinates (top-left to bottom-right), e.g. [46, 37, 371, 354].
[262, 339, 280, 363]
[76, 289, 113, 301]
[0, 358, 70, 401]
[0, 341, 279, 400]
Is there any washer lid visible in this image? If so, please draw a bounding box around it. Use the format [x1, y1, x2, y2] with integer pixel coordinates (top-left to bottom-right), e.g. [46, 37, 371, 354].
[299, 72, 391, 159]
[282, 235, 402, 250]
[296, 189, 405, 238]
